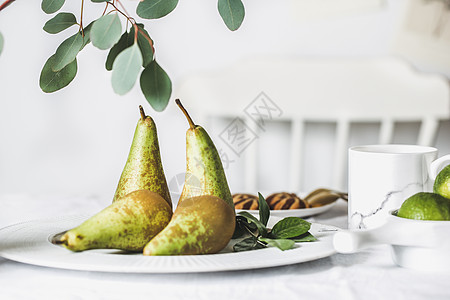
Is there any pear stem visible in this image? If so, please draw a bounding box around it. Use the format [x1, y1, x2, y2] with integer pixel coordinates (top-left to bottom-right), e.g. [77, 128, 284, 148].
[139, 105, 146, 120]
[175, 99, 196, 129]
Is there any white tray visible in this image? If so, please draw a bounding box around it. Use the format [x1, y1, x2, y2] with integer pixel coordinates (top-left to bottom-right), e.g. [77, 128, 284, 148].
[0, 215, 339, 273]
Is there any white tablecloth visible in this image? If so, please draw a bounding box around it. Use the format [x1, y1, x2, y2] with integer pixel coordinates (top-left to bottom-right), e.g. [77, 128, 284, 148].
[0, 194, 448, 300]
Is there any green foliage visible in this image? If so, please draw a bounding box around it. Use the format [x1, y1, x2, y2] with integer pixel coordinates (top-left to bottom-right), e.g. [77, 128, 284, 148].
[131, 24, 154, 68]
[90, 14, 122, 50]
[41, 0, 65, 14]
[290, 232, 318, 243]
[137, 0, 179, 19]
[270, 217, 311, 239]
[52, 32, 84, 71]
[80, 22, 94, 50]
[218, 0, 245, 31]
[111, 43, 143, 95]
[233, 193, 316, 252]
[258, 192, 270, 227]
[35, 0, 247, 111]
[40, 55, 77, 93]
[237, 211, 268, 236]
[43, 12, 77, 34]
[106, 32, 129, 71]
[140, 60, 172, 112]
[258, 237, 295, 251]
[233, 236, 266, 252]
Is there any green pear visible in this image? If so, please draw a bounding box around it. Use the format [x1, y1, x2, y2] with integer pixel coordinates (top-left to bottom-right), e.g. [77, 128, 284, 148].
[112, 106, 171, 209]
[143, 195, 235, 255]
[55, 190, 172, 252]
[175, 99, 234, 209]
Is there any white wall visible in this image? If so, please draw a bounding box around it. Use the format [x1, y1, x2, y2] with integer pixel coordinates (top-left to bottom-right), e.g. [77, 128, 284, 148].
[0, 0, 448, 202]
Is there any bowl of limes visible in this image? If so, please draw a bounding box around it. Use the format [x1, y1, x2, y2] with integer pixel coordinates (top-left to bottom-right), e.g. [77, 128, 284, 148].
[333, 164, 450, 272]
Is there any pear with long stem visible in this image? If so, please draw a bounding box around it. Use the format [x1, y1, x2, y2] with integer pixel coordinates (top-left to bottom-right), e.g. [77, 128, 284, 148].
[112, 106, 171, 208]
[175, 99, 234, 208]
[143, 99, 235, 255]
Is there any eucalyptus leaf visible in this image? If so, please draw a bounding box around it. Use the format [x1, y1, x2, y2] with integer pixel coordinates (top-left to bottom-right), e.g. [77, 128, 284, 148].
[237, 211, 267, 236]
[136, 26, 154, 67]
[233, 236, 266, 252]
[290, 232, 317, 243]
[259, 237, 295, 251]
[51, 32, 84, 71]
[41, 0, 65, 14]
[137, 0, 179, 19]
[40, 55, 77, 93]
[140, 60, 172, 112]
[217, 0, 245, 31]
[80, 21, 94, 50]
[270, 217, 311, 239]
[111, 43, 143, 95]
[0, 32, 4, 56]
[106, 32, 129, 71]
[127, 24, 154, 67]
[90, 14, 122, 50]
[43, 12, 77, 34]
[258, 193, 270, 227]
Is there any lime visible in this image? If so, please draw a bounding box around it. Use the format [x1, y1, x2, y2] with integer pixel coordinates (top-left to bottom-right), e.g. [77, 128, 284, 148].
[397, 192, 450, 220]
[434, 164, 450, 199]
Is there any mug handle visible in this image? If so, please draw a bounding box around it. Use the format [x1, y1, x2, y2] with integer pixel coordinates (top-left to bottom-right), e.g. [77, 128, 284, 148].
[429, 154, 450, 180]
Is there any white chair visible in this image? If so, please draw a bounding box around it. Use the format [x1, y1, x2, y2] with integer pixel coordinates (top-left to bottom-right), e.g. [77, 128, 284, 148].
[176, 57, 450, 193]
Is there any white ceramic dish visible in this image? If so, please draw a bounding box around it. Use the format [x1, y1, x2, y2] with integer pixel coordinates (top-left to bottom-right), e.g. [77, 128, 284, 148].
[0, 215, 339, 273]
[236, 201, 337, 218]
[333, 210, 450, 272]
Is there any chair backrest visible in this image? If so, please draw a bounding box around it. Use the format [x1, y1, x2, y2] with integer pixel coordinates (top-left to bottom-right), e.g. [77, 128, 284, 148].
[176, 57, 450, 193]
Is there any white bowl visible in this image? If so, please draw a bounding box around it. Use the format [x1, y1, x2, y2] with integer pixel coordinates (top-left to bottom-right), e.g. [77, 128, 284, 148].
[333, 210, 450, 272]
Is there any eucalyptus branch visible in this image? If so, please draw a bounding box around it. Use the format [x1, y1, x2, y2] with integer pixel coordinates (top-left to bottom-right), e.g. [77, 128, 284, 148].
[79, 0, 85, 37]
[24, 0, 244, 112]
[109, 1, 135, 25]
[0, 0, 15, 12]
[115, 0, 130, 18]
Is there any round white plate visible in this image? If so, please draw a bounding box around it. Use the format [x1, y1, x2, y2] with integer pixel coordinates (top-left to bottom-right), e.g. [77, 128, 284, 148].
[0, 215, 339, 273]
[236, 201, 337, 218]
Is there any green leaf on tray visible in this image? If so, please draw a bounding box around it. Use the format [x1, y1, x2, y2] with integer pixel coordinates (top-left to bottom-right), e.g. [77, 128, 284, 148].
[270, 217, 311, 239]
[237, 211, 267, 237]
[290, 232, 317, 243]
[140, 60, 172, 112]
[217, 0, 245, 31]
[111, 43, 143, 95]
[259, 237, 295, 251]
[90, 14, 122, 50]
[233, 192, 317, 252]
[43, 12, 77, 34]
[232, 215, 258, 239]
[41, 0, 65, 14]
[106, 31, 129, 71]
[232, 216, 247, 239]
[51, 32, 84, 71]
[233, 236, 266, 252]
[137, 0, 179, 19]
[40, 55, 77, 93]
[258, 193, 270, 227]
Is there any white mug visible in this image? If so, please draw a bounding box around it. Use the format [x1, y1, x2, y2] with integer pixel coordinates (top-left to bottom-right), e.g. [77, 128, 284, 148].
[348, 144, 450, 230]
